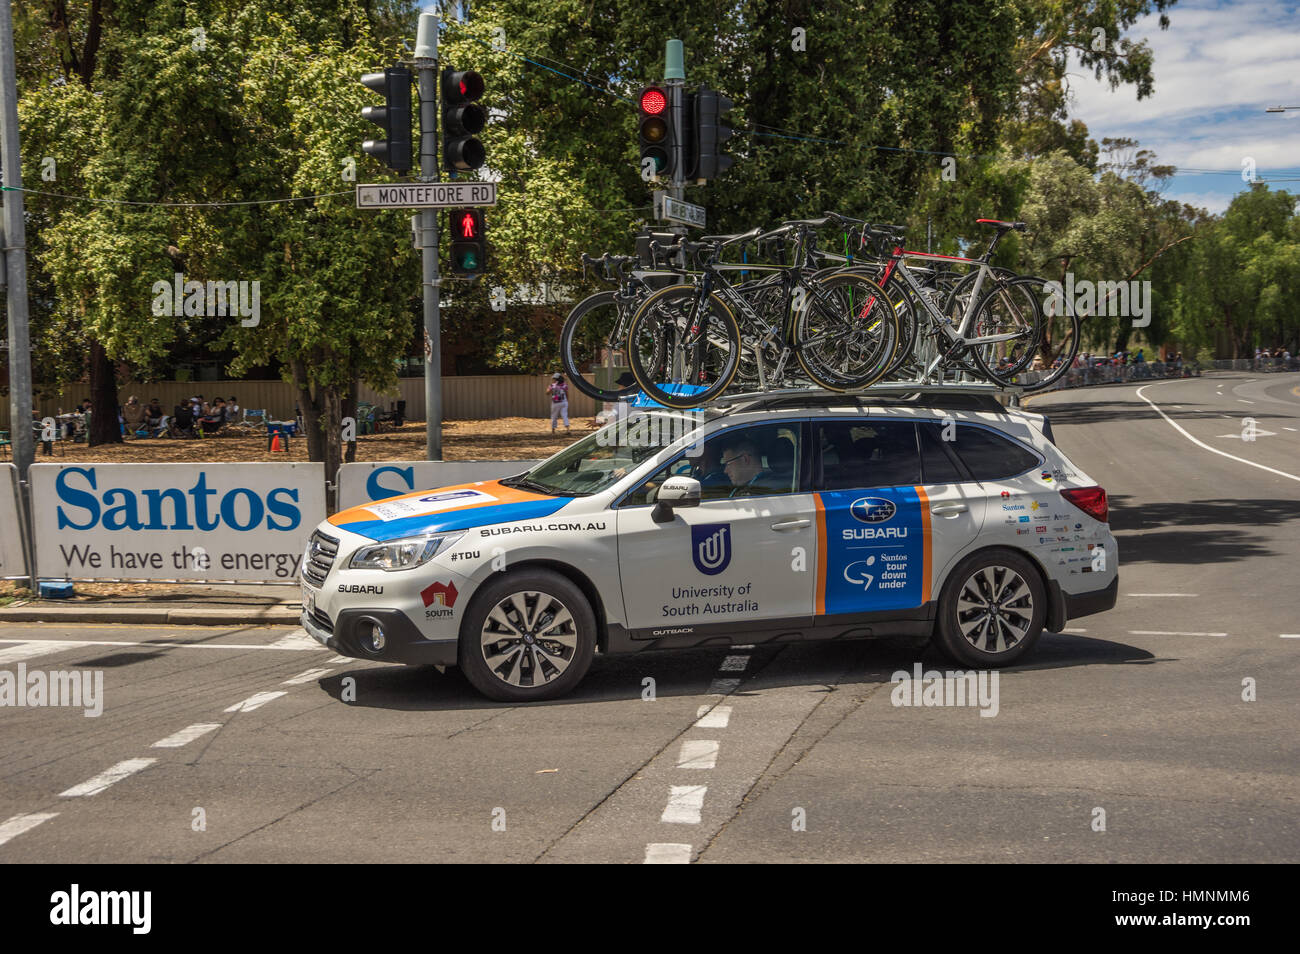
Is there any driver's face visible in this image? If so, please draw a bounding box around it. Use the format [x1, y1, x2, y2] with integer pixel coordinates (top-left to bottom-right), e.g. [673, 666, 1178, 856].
[721, 448, 757, 485]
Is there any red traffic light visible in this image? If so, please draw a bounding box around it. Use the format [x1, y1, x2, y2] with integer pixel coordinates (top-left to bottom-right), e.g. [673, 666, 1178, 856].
[456, 210, 481, 239]
[639, 88, 667, 115]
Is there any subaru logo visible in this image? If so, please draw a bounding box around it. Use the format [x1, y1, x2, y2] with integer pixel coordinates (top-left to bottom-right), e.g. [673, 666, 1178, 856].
[691, 523, 732, 576]
[850, 497, 895, 524]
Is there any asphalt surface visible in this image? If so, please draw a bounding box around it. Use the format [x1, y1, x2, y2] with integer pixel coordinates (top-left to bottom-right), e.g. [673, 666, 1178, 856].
[1, 371, 1297, 863]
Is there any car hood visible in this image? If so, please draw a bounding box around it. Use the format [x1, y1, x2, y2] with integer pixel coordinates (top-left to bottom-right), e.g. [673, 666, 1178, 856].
[328, 479, 570, 542]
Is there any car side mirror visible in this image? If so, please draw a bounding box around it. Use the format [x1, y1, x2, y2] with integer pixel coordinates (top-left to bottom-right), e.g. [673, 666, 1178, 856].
[652, 476, 701, 523]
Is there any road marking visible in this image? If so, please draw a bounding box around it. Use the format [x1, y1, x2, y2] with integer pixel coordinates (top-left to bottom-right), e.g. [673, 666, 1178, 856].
[695, 705, 732, 728]
[1217, 429, 1277, 439]
[1285, 427, 1298, 432]
[0, 812, 59, 847]
[1238, 399, 1255, 404]
[0, 641, 93, 664]
[661, 786, 707, 824]
[644, 843, 692, 864]
[328, 655, 353, 664]
[59, 758, 157, 797]
[719, 654, 749, 672]
[1128, 593, 1197, 597]
[708, 678, 741, 694]
[224, 691, 287, 713]
[268, 628, 324, 651]
[1280, 634, 1300, 639]
[1062, 627, 1087, 633]
[1129, 630, 1228, 637]
[152, 723, 222, 748]
[0, 638, 324, 653]
[677, 740, 720, 770]
[282, 667, 333, 686]
[1136, 384, 1300, 483]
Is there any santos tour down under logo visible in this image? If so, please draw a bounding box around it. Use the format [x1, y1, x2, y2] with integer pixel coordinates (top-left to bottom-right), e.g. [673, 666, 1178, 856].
[691, 523, 732, 576]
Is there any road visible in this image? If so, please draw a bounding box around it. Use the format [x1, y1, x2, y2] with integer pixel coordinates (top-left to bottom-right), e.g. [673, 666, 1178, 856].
[1, 371, 1297, 863]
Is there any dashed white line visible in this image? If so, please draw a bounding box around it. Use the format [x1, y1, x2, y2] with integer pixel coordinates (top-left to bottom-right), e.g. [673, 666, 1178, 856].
[59, 758, 157, 797]
[1129, 630, 1228, 637]
[1128, 593, 1197, 597]
[695, 705, 732, 728]
[677, 740, 720, 770]
[0, 641, 94, 664]
[1284, 427, 1298, 432]
[1280, 634, 1300, 639]
[0, 812, 59, 847]
[282, 667, 333, 686]
[224, 690, 287, 713]
[708, 678, 741, 694]
[152, 723, 222, 748]
[644, 843, 692, 864]
[0, 638, 326, 653]
[661, 786, 708, 824]
[1238, 399, 1255, 404]
[719, 655, 750, 672]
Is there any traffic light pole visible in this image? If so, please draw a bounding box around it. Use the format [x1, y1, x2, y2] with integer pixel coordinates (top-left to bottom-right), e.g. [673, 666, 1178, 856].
[414, 11, 442, 460]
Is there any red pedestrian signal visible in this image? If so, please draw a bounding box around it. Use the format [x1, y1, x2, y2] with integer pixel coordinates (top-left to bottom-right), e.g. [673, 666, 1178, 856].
[448, 208, 486, 276]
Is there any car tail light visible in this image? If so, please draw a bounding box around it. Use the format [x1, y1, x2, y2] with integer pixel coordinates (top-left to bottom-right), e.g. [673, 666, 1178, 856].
[1061, 486, 1108, 523]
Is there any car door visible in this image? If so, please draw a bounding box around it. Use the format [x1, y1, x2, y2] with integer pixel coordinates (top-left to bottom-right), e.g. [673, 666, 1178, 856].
[615, 421, 816, 639]
[813, 416, 984, 619]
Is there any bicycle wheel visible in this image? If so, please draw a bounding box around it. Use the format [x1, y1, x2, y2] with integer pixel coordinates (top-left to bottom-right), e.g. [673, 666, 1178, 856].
[559, 291, 640, 402]
[966, 275, 1044, 385]
[1017, 276, 1080, 391]
[793, 273, 898, 390]
[626, 284, 741, 409]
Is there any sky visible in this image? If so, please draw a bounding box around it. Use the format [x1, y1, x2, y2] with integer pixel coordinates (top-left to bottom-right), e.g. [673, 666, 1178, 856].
[1066, 0, 1300, 213]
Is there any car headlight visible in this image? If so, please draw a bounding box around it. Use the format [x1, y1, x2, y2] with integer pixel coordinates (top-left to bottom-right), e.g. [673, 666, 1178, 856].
[348, 532, 464, 571]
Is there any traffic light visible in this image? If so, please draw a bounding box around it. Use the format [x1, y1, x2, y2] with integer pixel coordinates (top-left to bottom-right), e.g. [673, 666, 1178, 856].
[448, 208, 487, 276]
[359, 66, 412, 173]
[637, 86, 672, 179]
[694, 85, 734, 180]
[442, 69, 486, 172]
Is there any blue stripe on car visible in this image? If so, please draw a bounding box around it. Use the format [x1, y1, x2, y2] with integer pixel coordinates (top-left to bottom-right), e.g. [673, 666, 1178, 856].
[335, 498, 571, 542]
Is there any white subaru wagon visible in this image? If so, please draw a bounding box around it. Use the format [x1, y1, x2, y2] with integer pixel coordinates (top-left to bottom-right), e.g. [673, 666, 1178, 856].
[301, 390, 1118, 701]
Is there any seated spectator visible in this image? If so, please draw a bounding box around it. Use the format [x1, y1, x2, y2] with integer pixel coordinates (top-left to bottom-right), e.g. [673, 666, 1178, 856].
[226, 396, 240, 423]
[122, 396, 147, 437]
[199, 397, 227, 435]
[170, 403, 196, 438]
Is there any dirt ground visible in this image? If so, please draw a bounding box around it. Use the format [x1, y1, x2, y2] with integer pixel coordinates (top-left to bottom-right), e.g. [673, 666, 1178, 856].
[18, 417, 600, 465]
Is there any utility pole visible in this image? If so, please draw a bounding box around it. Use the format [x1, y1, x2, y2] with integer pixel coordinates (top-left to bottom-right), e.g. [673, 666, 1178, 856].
[414, 10, 443, 460]
[0, 0, 32, 481]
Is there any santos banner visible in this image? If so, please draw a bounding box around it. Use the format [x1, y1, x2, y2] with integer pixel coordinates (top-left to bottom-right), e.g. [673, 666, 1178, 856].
[336, 460, 540, 510]
[0, 464, 28, 579]
[30, 463, 326, 582]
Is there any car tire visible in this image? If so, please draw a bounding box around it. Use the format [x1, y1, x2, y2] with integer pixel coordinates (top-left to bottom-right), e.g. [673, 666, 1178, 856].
[458, 569, 596, 702]
[933, 548, 1045, 668]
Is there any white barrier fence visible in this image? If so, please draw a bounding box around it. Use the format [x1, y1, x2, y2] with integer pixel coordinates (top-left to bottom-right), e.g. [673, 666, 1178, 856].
[2, 459, 540, 583]
[1, 464, 27, 579]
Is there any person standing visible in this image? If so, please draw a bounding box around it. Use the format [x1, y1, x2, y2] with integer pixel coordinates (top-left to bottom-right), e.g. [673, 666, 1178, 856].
[547, 373, 570, 434]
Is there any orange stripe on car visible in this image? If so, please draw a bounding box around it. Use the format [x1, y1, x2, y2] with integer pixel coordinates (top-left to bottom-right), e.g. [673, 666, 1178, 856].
[915, 485, 932, 603]
[814, 494, 827, 615]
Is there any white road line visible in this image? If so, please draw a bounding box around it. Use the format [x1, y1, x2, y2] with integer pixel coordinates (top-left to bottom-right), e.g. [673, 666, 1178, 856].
[1280, 634, 1300, 639]
[719, 654, 750, 672]
[1061, 627, 1087, 633]
[695, 704, 732, 729]
[224, 690, 287, 713]
[268, 628, 324, 651]
[661, 786, 708, 824]
[1128, 593, 1197, 597]
[0, 638, 326, 653]
[328, 655, 353, 664]
[677, 740, 720, 770]
[59, 758, 157, 797]
[1285, 427, 1298, 432]
[1136, 384, 1300, 483]
[0, 641, 93, 664]
[644, 843, 692, 864]
[0, 812, 59, 847]
[708, 678, 741, 694]
[1129, 630, 1228, 637]
[152, 723, 222, 748]
[282, 667, 333, 686]
[1238, 399, 1255, 404]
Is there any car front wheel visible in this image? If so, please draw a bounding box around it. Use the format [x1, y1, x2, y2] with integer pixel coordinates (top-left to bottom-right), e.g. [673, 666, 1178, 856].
[458, 569, 596, 702]
[934, 549, 1045, 668]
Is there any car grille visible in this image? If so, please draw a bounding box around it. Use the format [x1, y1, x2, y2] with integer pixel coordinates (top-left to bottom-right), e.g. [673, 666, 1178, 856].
[302, 530, 339, 587]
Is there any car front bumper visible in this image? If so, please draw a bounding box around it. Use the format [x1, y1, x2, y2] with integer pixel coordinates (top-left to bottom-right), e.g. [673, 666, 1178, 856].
[301, 607, 458, 667]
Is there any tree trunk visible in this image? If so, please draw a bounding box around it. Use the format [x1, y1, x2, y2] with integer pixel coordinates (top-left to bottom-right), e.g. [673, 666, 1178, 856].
[342, 379, 358, 464]
[87, 340, 122, 446]
[290, 356, 343, 512]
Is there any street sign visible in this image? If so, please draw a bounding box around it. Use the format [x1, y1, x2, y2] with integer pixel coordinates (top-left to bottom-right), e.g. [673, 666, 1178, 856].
[654, 191, 705, 228]
[356, 181, 497, 209]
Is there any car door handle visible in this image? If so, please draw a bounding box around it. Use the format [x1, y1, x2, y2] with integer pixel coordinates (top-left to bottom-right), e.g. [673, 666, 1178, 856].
[770, 519, 812, 531]
[931, 503, 968, 516]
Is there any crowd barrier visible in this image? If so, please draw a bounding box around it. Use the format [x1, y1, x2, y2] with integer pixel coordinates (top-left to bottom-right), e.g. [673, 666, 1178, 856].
[0, 459, 542, 584]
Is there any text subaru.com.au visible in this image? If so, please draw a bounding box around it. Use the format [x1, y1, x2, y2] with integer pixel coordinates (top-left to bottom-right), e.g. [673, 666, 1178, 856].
[302, 393, 1118, 701]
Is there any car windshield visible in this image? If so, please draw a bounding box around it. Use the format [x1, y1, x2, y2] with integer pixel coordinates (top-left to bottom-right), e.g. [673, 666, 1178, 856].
[503, 410, 703, 496]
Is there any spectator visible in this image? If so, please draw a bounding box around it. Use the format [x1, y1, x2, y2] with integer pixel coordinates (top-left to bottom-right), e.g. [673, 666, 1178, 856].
[170, 402, 196, 438]
[199, 397, 227, 435]
[226, 396, 240, 422]
[122, 396, 147, 437]
[547, 373, 570, 434]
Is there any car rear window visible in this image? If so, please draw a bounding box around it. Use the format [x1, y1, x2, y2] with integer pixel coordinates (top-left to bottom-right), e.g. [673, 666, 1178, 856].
[816, 420, 920, 490]
[943, 424, 1040, 481]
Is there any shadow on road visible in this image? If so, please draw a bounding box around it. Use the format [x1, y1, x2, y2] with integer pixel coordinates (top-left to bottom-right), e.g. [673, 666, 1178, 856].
[1108, 496, 1300, 565]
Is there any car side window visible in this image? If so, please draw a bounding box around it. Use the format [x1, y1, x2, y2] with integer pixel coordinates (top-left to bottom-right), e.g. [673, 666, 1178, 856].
[944, 424, 1040, 480]
[624, 423, 802, 505]
[815, 420, 920, 490]
[917, 422, 967, 484]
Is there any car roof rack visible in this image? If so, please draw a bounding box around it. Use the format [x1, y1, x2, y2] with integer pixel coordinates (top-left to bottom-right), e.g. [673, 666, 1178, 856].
[710, 383, 1021, 416]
